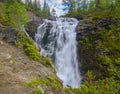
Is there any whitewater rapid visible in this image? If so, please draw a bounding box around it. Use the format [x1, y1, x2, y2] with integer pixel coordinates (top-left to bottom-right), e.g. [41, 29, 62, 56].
[35, 18, 81, 88]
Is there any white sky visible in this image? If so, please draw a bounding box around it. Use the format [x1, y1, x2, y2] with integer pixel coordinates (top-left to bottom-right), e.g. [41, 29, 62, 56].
[21, 0, 69, 16]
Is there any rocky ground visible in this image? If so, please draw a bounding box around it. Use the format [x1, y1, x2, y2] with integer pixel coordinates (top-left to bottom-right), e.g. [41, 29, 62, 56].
[0, 39, 57, 94]
[0, 10, 69, 93]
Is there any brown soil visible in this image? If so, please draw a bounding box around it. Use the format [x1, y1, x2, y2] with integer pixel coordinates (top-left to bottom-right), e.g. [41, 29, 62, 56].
[0, 40, 56, 94]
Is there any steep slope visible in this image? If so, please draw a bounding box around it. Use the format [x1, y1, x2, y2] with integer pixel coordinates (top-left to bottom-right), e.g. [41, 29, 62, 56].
[0, 2, 68, 93]
[0, 39, 67, 94]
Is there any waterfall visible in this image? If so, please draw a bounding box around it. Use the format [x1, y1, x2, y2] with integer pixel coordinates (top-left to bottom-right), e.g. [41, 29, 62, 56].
[35, 18, 81, 88]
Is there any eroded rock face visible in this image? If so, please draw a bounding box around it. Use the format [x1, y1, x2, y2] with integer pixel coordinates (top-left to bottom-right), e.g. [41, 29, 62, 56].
[76, 17, 117, 40]
[25, 17, 43, 40]
[48, 16, 56, 21]
[76, 17, 117, 80]
[76, 18, 96, 41]
[2, 26, 18, 43]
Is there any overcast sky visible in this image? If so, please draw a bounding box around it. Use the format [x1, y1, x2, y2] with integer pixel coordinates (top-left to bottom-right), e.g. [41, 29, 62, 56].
[46, 0, 69, 16]
[21, 0, 69, 16]
[21, 0, 92, 17]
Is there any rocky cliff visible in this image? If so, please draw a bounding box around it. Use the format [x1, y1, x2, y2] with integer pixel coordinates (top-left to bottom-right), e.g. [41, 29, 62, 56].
[0, 13, 68, 94]
[76, 16, 119, 80]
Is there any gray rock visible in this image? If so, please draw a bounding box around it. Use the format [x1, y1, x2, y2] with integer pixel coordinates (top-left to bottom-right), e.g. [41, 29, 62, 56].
[0, 23, 3, 27]
[2, 26, 18, 43]
[76, 17, 118, 80]
[41, 22, 53, 45]
[25, 18, 43, 40]
[48, 16, 56, 21]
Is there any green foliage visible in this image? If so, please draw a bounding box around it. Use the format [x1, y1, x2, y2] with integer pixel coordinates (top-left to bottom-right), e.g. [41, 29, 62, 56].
[42, 57, 52, 67]
[22, 82, 34, 88]
[17, 31, 54, 68]
[25, 0, 50, 18]
[66, 0, 120, 18]
[0, 2, 14, 26]
[23, 43, 41, 62]
[64, 72, 120, 94]
[23, 74, 63, 93]
[34, 74, 62, 90]
[46, 74, 62, 90]
[15, 41, 21, 47]
[34, 88, 42, 94]
[0, 1, 29, 29]
[18, 32, 40, 62]
[79, 78, 120, 94]
[77, 16, 120, 94]
[6, 1, 29, 28]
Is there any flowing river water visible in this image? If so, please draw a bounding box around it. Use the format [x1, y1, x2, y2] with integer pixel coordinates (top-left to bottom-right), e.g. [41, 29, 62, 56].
[35, 18, 81, 88]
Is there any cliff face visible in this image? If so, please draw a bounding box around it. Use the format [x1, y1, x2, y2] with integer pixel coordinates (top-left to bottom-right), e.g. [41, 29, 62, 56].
[0, 24, 69, 94]
[24, 16, 118, 80]
[76, 17, 119, 80]
[25, 12, 43, 39]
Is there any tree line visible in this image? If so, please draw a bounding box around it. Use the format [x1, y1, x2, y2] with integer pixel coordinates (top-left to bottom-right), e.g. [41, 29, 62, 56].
[21, 0, 50, 18]
[67, 0, 120, 17]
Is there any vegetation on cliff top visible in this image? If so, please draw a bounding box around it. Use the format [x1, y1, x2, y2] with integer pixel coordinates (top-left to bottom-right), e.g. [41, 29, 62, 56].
[0, 0, 28, 29]
[67, 0, 120, 18]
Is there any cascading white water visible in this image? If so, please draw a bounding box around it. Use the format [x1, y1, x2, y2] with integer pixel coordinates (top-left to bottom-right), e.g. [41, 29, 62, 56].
[35, 18, 81, 88]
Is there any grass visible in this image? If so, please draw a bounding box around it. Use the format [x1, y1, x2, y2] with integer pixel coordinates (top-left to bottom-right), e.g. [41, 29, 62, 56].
[22, 74, 63, 93]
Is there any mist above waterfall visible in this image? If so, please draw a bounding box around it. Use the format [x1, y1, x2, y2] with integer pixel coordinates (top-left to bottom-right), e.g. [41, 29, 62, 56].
[35, 18, 81, 88]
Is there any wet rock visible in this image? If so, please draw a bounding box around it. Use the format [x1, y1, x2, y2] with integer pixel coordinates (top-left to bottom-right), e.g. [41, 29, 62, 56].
[74, 16, 83, 20]
[48, 16, 56, 21]
[25, 17, 43, 40]
[41, 22, 53, 45]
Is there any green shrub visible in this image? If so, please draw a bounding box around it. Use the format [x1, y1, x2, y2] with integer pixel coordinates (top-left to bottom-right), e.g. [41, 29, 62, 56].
[23, 43, 40, 61]
[76, 17, 120, 94]
[0, 1, 29, 29]
[18, 31, 41, 62]
[42, 57, 52, 67]
[22, 38, 40, 62]
[34, 88, 42, 94]
[22, 82, 34, 88]
[23, 74, 63, 93]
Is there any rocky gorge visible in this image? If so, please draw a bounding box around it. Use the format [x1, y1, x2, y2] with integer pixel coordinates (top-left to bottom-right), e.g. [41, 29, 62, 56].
[0, 10, 120, 94]
[24, 15, 119, 81]
[0, 0, 120, 93]
[76, 16, 120, 81]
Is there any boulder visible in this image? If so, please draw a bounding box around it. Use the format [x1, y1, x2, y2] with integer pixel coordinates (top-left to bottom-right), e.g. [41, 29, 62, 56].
[48, 16, 56, 21]
[25, 17, 43, 40]
[2, 26, 17, 43]
[41, 22, 53, 45]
